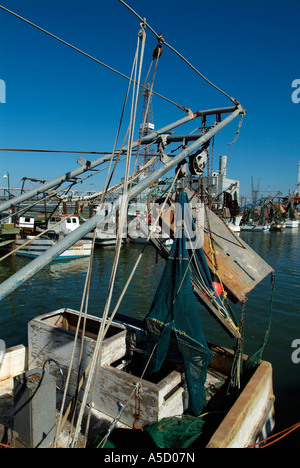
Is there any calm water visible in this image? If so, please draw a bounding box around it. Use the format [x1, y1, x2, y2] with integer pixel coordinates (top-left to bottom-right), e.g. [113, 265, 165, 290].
[0, 230, 299, 447]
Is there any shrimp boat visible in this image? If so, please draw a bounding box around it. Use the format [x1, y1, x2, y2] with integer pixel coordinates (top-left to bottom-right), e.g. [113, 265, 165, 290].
[14, 215, 92, 261]
[0, 171, 276, 450]
[0, 2, 276, 450]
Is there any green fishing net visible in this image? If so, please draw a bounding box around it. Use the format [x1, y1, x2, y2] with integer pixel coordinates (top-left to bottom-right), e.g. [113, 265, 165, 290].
[144, 190, 214, 416]
[144, 414, 205, 448]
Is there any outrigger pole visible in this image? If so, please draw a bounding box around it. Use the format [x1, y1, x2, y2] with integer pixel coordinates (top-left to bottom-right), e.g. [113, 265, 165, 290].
[0, 106, 237, 213]
[0, 105, 244, 301]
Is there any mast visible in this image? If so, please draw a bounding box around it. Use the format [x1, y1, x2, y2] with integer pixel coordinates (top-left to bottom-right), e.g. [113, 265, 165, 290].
[296, 163, 300, 196]
[138, 86, 156, 176]
[0, 106, 244, 301]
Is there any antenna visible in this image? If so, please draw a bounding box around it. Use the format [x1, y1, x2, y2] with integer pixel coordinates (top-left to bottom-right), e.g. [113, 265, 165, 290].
[251, 176, 260, 203]
[138, 86, 156, 176]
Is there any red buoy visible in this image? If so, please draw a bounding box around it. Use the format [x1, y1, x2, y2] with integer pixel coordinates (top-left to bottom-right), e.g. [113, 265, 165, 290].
[212, 281, 222, 297]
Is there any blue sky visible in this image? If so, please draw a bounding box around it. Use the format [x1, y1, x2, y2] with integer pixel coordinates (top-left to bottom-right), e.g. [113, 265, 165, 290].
[0, 0, 299, 200]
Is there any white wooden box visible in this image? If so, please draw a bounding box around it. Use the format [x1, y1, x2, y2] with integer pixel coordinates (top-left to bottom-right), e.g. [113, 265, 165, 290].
[28, 308, 127, 395]
[92, 353, 185, 427]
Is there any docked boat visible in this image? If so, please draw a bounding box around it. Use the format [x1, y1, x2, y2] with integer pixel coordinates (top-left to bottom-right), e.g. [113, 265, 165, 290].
[0, 308, 274, 449]
[226, 215, 242, 233]
[14, 215, 92, 261]
[0, 2, 278, 450]
[283, 219, 299, 228]
[241, 222, 270, 232]
[269, 222, 285, 232]
[128, 201, 173, 245]
[0, 190, 276, 449]
[15, 235, 92, 261]
[0, 211, 19, 249]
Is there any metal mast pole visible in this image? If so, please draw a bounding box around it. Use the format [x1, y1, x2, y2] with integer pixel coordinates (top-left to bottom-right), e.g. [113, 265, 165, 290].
[0, 106, 244, 301]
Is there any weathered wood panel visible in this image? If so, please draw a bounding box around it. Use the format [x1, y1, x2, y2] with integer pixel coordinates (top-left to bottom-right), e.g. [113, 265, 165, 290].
[93, 364, 184, 427]
[201, 210, 274, 303]
[28, 309, 127, 397]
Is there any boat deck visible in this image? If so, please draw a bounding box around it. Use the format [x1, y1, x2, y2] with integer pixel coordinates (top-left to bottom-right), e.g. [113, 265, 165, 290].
[0, 371, 228, 449]
[0, 373, 131, 448]
[0, 321, 275, 449]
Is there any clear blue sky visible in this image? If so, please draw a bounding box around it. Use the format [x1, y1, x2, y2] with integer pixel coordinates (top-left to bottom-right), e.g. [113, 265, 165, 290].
[0, 0, 299, 199]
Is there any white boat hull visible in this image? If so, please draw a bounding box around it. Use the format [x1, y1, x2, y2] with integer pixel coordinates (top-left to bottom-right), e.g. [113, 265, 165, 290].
[283, 220, 299, 228]
[84, 231, 119, 246]
[15, 237, 92, 261]
[226, 215, 242, 233]
[241, 224, 270, 232]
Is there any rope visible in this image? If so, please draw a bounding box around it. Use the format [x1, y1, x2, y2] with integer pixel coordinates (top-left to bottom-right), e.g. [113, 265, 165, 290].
[95, 169, 180, 449]
[96, 181, 240, 448]
[68, 26, 147, 448]
[247, 421, 300, 449]
[118, 0, 239, 104]
[53, 228, 97, 448]
[0, 5, 186, 111]
[245, 272, 275, 370]
[54, 26, 148, 447]
[102, 169, 180, 338]
[127, 36, 162, 194]
[58, 169, 179, 449]
[82, 27, 147, 446]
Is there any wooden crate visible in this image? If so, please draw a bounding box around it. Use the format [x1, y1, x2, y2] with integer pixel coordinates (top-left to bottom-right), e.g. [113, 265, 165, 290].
[28, 308, 127, 396]
[92, 352, 185, 427]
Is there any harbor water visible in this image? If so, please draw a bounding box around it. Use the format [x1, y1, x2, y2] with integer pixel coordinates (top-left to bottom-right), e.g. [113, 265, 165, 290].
[0, 229, 299, 447]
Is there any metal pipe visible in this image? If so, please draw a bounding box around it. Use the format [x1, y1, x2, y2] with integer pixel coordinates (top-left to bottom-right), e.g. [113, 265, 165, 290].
[0, 106, 238, 213]
[0, 106, 243, 301]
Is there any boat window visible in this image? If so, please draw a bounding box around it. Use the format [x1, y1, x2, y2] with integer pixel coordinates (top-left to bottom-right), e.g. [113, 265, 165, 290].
[67, 219, 71, 223]
[72, 218, 77, 223]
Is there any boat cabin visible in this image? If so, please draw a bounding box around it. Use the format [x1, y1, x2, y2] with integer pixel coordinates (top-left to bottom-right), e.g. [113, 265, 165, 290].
[17, 216, 35, 236]
[47, 215, 80, 234]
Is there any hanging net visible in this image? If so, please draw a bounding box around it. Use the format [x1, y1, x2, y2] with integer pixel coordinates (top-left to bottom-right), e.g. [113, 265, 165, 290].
[144, 190, 214, 416]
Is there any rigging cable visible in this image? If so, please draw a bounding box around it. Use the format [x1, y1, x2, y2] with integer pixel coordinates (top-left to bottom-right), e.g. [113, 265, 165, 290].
[54, 27, 147, 448]
[128, 32, 163, 195]
[0, 5, 187, 112]
[83, 25, 148, 447]
[96, 167, 181, 449]
[67, 26, 147, 448]
[118, 0, 240, 105]
[80, 28, 147, 446]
